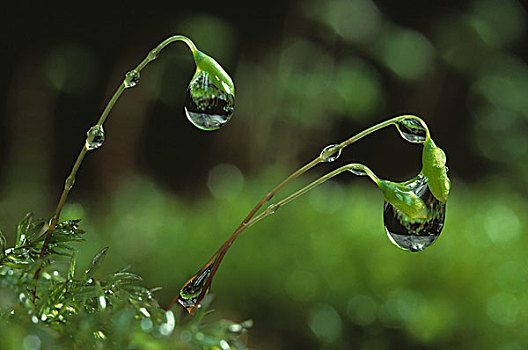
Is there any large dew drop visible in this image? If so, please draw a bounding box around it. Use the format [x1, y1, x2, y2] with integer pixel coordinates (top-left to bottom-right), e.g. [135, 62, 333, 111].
[178, 260, 216, 312]
[396, 118, 427, 143]
[384, 175, 445, 252]
[85, 125, 105, 150]
[184, 71, 235, 131]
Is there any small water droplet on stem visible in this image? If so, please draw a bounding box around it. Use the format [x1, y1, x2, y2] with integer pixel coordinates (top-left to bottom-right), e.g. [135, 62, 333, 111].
[348, 165, 367, 176]
[85, 125, 105, 150]
[124, 70, 140, 88]
[320, 144, 342, 162]
[178, 260, 216, 311]
[65, 176, 75, 190]
[396, 118, 427, 143]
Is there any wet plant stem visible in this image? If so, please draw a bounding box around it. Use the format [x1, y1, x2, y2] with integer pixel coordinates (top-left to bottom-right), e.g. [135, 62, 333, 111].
[35, 36, 199, 298]
[168, 115, 427, 312]
[246, 164, 380, 228]
[38, 35, 197, 260]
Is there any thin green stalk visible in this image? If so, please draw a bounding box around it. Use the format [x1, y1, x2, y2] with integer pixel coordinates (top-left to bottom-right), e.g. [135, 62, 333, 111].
[37, 35, 199, 267]
[173, 115, 426, 312]
[247, 164, 379, 228]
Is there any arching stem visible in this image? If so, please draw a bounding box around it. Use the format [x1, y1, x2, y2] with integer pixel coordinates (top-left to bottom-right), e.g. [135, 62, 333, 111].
[38, 35, 198, 260]
[34, 35, 200, 300]
[168, 115, 426, 312]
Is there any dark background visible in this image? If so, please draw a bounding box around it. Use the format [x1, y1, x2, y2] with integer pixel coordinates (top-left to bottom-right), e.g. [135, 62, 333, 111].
[1, 0, 528, 348]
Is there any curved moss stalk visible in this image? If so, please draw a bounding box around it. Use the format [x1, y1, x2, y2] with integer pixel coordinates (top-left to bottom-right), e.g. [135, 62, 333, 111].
[39, 35, 203, 260]
[168, 114, 434, 312]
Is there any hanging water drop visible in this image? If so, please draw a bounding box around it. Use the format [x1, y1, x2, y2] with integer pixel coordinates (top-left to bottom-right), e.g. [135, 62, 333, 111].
[85, 125, 105, 150]
[124, 70, 140, 88]
[395, 117, 427, 143]
[184, 70, 235, 131]
[178, 260, 216, 312]
[320, 144, 342, 162]
[384, 175, 445, 252]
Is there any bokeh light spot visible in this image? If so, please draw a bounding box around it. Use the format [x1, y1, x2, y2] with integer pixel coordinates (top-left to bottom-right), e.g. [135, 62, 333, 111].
[207, 163, 244, 200]
[308, 304, 342, 343]
[487, 292, 519, 326]
[347, 294, 378, 326]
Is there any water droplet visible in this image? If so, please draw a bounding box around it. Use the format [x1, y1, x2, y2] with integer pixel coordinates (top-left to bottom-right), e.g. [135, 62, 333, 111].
[65, 175, 75, 191]
[396, 118, 427, 143]
[139, 307, 150, 318]
[348, 165, 367, 176]
[85, 125, 105, 150]
[384, 175, 446, 252]
[159, 311, 176, 335]
[93, 330, 106, 340]
[98, 296, 106, 310]
[178, 260, 216, 311]
[268, 204, 278, 214]
[124, 70, 140, 88]
[184, 71, 235, 131]
[320, 144, 342, 162]
[148, 48, 159, 61]
[19, 292, 26, 303]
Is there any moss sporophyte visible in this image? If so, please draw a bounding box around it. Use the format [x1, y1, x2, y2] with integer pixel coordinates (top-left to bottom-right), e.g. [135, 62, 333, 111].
[172, 115, 450, 311]
[10, 35, 448, 316]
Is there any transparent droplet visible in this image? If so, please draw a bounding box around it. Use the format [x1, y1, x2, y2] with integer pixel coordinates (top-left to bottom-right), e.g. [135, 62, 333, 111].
[18, 292, 26, 303]
[384, 175, 446, 252]
[396, 118, 427, 143]
[147, 48, 159, 61]
[159, 311, 176, 336]
[93, 330, 106, 340]
[98, 296, 106, 310]
[184, 71, 235, 131]
[348, 165, 367, 176]
[65, 175, 75, 191]
[178, 260, 216, 312]
[85, 125, 105, 150]
[124, 70, 140, 88]
[139, 307, 150, 318]
[320, 144, 342, 162]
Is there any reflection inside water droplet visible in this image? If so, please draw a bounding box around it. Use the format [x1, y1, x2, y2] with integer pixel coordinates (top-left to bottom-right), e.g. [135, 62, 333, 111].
[320, 144, 342, 162]
[178, 260, 216, 311]
[184, 71, 235, 131]
[348, 165, 367, 176]
[395, 118, 427, 143]
[124, 70, 140, 88]
[85, 125, 105, 150]
[384, 175, 445, 252]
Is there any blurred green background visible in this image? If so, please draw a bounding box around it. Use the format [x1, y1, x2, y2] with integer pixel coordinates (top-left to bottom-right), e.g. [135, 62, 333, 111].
[1, 0, 528, 348]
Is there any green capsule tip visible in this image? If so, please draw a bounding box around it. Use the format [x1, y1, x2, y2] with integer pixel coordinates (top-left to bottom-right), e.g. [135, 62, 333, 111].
[192, 50, 235, 96]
